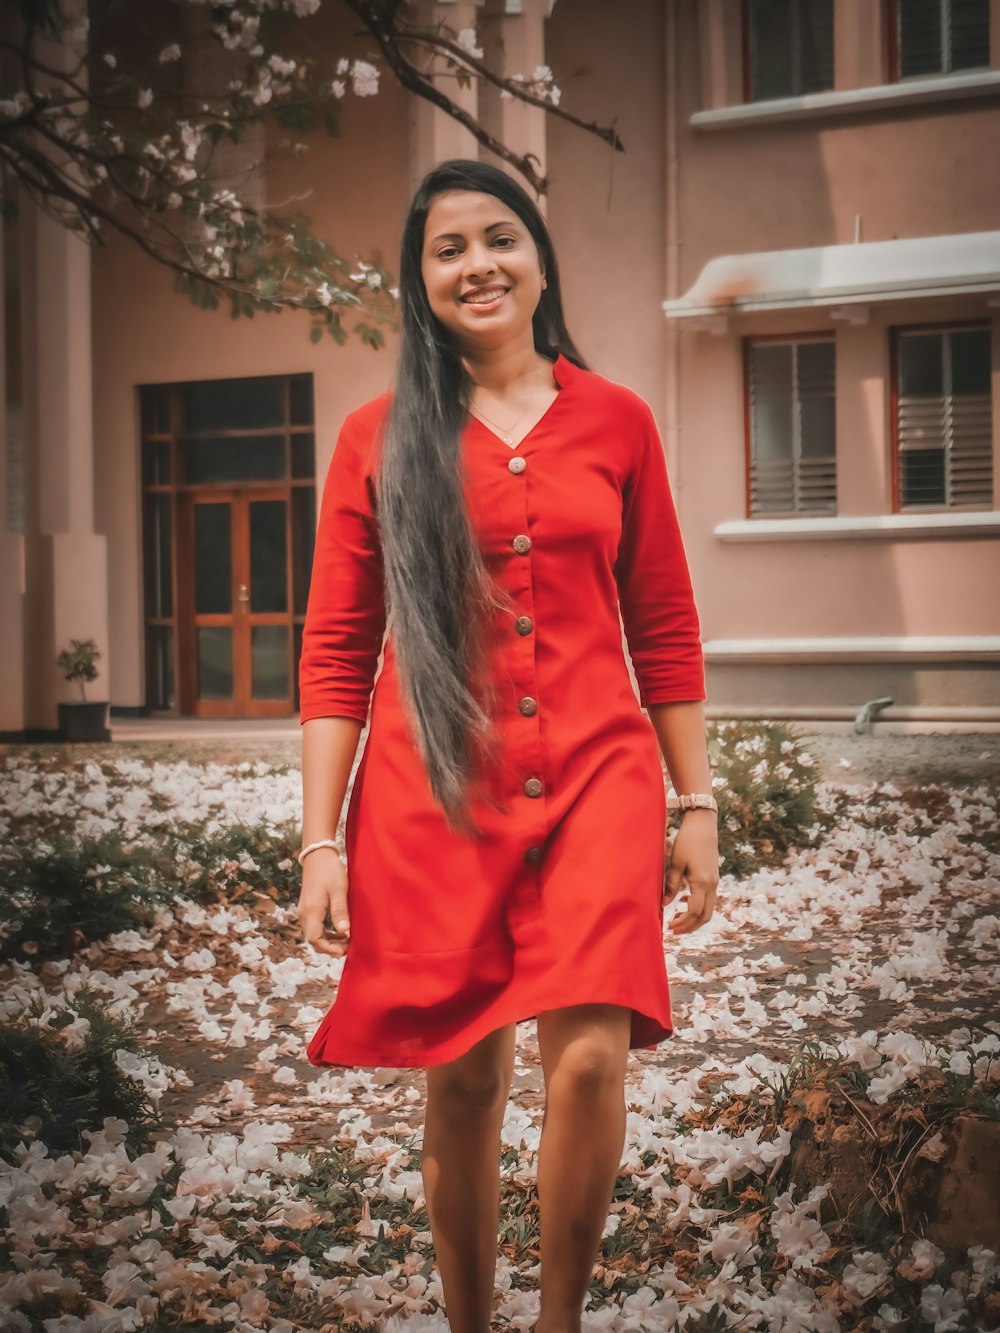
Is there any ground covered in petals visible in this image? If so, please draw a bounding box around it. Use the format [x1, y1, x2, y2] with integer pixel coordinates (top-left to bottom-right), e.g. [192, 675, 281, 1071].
[1, 735, 998, 1332]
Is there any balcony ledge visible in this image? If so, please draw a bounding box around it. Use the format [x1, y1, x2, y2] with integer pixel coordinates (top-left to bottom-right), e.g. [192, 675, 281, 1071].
[714, 512, 1000, 541]
[691, 68, 1000, 131]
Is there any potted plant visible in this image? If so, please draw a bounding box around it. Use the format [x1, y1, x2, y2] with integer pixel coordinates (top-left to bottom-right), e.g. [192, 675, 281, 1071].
[56, 638, 111, 742]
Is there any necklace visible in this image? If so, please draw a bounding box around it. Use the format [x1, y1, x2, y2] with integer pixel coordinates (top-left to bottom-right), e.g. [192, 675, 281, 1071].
[468, 362, 549, 446]
[468, 400, 533, 446]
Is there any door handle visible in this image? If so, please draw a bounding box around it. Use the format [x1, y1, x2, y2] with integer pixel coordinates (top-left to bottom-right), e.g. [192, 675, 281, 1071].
[237, 583, 249, 607]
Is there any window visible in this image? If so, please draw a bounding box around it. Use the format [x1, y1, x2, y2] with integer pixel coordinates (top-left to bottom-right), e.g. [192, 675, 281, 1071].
[891, 0, 990, 79]
[747, 337, 837, 515]
[894, 325, 993, 510]
[745, 0, 834, 101]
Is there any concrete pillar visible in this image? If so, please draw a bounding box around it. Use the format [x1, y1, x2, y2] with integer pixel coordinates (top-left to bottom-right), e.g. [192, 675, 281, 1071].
[698, 0, 743, 109]
[0, 215, 27, 733]
[835, 321, 893, 517]
[836, 0, 888, 91]
[18, 1, 110, 731]
[992, 312, 1000, 510]
[21, 195, 111, 729]
[409, 0, 483, 190]
[488, 0, 548, 206]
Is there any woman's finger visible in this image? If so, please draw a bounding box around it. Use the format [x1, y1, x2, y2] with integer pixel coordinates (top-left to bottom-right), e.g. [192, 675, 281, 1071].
[667, 882, 717, 934]
[663, 859, 685, 902]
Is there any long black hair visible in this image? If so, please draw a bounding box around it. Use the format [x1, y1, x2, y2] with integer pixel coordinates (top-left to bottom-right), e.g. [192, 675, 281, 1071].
[375, 159, 589, 836]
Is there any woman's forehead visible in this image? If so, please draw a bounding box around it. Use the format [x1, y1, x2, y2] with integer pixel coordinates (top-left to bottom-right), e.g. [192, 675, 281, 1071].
[424, 190, 520, 238]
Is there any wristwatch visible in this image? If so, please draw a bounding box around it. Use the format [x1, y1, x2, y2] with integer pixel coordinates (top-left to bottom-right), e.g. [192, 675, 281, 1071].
[666, 792, 719, 813]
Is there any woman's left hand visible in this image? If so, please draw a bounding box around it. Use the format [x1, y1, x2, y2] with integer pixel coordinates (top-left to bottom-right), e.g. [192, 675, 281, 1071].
[663, 810, 720, 934]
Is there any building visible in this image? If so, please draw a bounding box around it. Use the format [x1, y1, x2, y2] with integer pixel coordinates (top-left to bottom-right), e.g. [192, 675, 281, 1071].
[2, 0, 998, 739]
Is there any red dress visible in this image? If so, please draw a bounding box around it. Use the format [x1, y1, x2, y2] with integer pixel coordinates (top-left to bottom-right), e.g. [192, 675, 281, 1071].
[299, 352, 707, 1069]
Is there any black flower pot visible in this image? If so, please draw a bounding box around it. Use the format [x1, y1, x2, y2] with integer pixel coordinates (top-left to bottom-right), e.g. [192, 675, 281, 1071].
[58, 701, 111, 743]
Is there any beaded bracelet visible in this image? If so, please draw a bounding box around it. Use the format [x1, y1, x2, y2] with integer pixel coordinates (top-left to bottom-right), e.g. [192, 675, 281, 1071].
[297, 839, 342, 866]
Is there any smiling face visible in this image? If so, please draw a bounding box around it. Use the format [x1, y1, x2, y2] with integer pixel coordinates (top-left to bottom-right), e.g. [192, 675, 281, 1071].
[420, 189, 546, 352]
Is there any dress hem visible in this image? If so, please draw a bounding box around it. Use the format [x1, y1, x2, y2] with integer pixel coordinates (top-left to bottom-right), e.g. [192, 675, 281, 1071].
[304, 988, 675, 1071]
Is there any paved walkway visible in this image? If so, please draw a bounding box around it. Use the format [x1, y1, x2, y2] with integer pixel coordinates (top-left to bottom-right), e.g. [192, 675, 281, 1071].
[105, 716, 1000, 785]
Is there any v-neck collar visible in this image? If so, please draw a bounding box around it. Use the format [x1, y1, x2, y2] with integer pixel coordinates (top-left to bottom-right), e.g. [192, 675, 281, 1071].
[468, 352, 573, 451]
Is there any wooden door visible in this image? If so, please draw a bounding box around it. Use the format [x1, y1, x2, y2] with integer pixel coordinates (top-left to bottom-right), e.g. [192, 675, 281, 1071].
[177, 489, 293, 716]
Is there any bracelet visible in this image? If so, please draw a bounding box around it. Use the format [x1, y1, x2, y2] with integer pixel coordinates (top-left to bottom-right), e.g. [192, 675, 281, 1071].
[297, 839, 342, 866]
[667, 792, 718, 814]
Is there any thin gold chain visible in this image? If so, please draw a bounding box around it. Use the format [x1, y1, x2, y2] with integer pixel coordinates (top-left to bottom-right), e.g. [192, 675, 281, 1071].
[468, 363, 549, 443]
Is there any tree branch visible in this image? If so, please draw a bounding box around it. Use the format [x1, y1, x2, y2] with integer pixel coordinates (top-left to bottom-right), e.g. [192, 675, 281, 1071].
[391, 20, 625, 157]
[344, 0, 547, 193]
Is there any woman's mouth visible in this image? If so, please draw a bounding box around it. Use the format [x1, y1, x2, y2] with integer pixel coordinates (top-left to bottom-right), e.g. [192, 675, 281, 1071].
[461, 287, 509, 310]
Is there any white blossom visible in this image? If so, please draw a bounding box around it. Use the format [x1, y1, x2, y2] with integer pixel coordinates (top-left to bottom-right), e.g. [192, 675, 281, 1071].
[350, 59, 380, 97]
[456, 28, 484, 60]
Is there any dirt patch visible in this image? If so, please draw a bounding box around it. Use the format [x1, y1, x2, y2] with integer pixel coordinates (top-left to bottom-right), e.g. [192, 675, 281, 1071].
[778, 1071, 1000, 1250]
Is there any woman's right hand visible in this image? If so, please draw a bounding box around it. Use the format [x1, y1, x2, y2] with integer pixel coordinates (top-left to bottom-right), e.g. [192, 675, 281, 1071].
[297, 848, 352, 958]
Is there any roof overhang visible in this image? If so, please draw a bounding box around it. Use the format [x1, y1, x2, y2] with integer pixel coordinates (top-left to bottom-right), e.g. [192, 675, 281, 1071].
[662, 230, 1000, 327]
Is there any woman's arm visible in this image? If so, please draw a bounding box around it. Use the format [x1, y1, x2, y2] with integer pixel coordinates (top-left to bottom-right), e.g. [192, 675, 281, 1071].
[298, 716, 364, 957]
[301, 716, 364, 847]
[647, 698, 713, 796]
[612, 399, 718, 934]
[297, 405, 388, 957]
[648, 699, 719, 935]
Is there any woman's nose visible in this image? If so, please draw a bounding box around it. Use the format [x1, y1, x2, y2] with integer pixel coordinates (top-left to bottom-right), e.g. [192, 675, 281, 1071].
[464, 243, 497, 277]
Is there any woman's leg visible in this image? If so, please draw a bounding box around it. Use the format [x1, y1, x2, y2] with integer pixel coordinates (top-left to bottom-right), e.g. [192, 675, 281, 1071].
[422, 1021, 518, 1333]
[533, 1003, 633, 1333]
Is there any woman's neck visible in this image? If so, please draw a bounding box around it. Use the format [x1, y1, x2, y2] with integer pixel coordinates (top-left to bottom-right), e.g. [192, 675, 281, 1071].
[461, 342, 553, 395]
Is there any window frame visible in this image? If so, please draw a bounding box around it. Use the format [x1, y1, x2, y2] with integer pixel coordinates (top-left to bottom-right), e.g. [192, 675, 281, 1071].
[889, 318, 994, 513]
[743, 330, 838, 520]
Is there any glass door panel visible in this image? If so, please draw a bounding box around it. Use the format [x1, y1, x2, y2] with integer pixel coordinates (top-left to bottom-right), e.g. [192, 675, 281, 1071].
[194, 503, 232, 614]
[251, 625, 290, 699]
[249, 500, 288, 613]
[197, 626, 234, 699]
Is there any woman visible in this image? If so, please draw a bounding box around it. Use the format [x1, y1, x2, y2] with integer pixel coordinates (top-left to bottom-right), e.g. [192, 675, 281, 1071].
[297, 159, 720, 1333]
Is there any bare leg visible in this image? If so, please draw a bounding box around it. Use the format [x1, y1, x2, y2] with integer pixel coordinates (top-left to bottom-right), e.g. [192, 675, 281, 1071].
[533, 1003, 632, 1333]
[421, 1022, 517, 1333]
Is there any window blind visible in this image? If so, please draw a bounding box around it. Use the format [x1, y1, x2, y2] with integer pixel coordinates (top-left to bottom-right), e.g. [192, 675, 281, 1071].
[748, 0, 834, 101]
[897, 327, 993, 508]
[748, 339, 837, 515]
[897, 0, 990, 78]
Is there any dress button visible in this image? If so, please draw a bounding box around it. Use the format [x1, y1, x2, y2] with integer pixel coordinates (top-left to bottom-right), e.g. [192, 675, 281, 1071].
[524, 846, 542, 865]
[514, 615, 533, 636]
[508, 457, 527, 474]
[519, 696, 537, 716]
[523, 777, 543, 798]
[512, 534, 532, 554]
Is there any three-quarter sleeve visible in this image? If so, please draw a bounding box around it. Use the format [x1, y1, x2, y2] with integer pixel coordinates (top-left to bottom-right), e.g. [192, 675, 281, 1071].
[298, 408, 387, 725]
[614, 402, 707, 706]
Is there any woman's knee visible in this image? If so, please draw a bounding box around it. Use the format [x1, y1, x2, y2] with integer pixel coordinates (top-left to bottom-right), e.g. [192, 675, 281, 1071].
[538, 1004, 631, 1097]
[426, 1022, 515, 1114]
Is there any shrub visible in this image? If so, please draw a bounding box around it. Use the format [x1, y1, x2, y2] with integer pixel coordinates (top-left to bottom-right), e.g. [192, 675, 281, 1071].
[0, 986, 162, 1162]
[699, 719, 827, 878]
[0, 830, 178, 964]
[173, 818, 302, 906]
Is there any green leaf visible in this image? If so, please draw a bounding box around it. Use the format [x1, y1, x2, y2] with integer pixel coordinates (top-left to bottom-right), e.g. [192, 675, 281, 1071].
[309, 326, 323, 344]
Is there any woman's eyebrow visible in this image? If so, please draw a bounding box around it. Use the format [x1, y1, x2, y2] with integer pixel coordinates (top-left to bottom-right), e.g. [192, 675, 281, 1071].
[428, 221, 517, 244]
